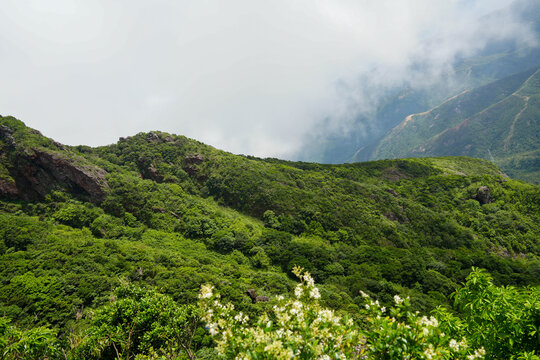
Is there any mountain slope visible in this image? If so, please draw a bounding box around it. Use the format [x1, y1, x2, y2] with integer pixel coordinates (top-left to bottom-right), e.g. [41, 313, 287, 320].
[297, 45, 540, 164]
[374, 66, 540, 183]
[297, 0, 540, 164]
[0, 116, 539, 351]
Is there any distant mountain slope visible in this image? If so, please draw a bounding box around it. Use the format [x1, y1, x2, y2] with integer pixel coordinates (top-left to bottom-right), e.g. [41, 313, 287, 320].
[298, 45, 540, 164]
[374, 66, 540, 183]
[298, 0, 540, 164]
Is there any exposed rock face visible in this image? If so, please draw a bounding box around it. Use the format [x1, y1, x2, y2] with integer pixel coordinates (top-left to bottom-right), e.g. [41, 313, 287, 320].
[185, 153, 204, 164]
[0, 178, 19, 198]
[145, 163, 163, 182]
[182, 153, 207, 181]
[245, 289, 269, 303]
[0, 147, 109, 202]
[475, 186, 491, 204]
[0, 125, 16, 147]
[147, 132, 161, 144]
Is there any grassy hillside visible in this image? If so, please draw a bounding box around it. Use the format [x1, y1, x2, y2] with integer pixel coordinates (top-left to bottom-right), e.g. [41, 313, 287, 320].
[1, 116, 539, 357]
[374, 67, 540, 183]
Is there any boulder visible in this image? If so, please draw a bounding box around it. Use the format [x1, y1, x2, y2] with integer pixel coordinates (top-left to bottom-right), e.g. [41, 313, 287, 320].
[146, 132, 161, 144]
[185, 153, 204, 164]
[475, 186, 491, 205]
[0, 125, 16, 147]
[0, 178, 19, 198]
[245, 289, 269, 303]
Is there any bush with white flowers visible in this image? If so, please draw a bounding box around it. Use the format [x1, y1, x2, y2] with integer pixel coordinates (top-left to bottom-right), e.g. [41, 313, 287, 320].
[358, 291, 482, 359]
[198, 266, 490, 359]
[199, 266, 362, 359]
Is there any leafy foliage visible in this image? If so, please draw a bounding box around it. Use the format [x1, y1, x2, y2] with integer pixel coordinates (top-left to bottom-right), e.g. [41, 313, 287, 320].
[72, 284, 202, 360]
[0, 317, 61, 360]
[199, 267, 540, 359]
[451, 268, 540, 358]
[0, 117, 539, 358]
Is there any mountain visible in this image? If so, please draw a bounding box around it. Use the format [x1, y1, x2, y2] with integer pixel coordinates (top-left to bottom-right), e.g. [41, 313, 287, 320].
[374, 66, 540, 183]
[1, 115, 539, 357]
[297, 0, 540, 166]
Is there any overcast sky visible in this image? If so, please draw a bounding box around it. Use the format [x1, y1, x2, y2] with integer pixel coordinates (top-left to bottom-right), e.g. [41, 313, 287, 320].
[0, 0, 536, 158]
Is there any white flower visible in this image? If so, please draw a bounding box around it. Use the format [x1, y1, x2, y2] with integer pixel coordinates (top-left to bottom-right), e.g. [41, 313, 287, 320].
[419, 316, 439, 328]
[199, 284, 213, 299]
[234, 312, 248, 324]
[381, 306, 386, 313]
[290, 300, 303, 315]
[294, 284, 303, 298]
[207, 322, 218, 336]
[467, 347, 485, 359]
[424, 344, 435, 359]
[304, 273, 315, 287]
[394, 294, 403, 305]
[310, 287, 321, 299]
[449, 339, 459, 351]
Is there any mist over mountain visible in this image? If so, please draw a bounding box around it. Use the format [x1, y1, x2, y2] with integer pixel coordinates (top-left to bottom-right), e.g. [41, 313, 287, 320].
[373, 66, 540, 183]
[1, 2, 540, 358]
[0, 0, 537, 160]
[296, 0, 540, 171]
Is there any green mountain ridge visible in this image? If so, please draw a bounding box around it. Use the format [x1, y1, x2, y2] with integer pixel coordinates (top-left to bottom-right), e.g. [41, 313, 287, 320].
[374, 66, 540, 183]
[0, 116, 539, 357]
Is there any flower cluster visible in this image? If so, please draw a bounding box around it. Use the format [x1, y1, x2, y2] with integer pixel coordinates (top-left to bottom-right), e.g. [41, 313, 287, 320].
[358, 292, 485, 360]
[292, 265, 320, 300]
[198, 267, 362, 359]
[198, 268, 488, 359]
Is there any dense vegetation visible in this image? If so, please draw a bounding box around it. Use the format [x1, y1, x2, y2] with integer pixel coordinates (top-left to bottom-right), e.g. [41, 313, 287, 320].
[0, 116, 539, 358]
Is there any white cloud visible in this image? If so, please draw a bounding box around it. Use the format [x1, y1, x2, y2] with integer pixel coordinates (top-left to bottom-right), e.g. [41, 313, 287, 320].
[0, 0, 536, 158]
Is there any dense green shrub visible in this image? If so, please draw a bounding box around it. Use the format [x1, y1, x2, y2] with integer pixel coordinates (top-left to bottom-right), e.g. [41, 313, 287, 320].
[72, 284, 202, 360]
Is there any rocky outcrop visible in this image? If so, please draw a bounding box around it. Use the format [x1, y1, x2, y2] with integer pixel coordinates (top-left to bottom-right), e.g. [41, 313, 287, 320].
[0, 125, 16, 147]
[182, 153, 207, 181]
[146, 132, 161, 144]
[0, 147, 108, 202]
[245, 289, 269, 303]
[475, 186, 491, 205]
[0, 177, 19, 198]
[145, 163, 163, 182]
[185, 153, 204, 164]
